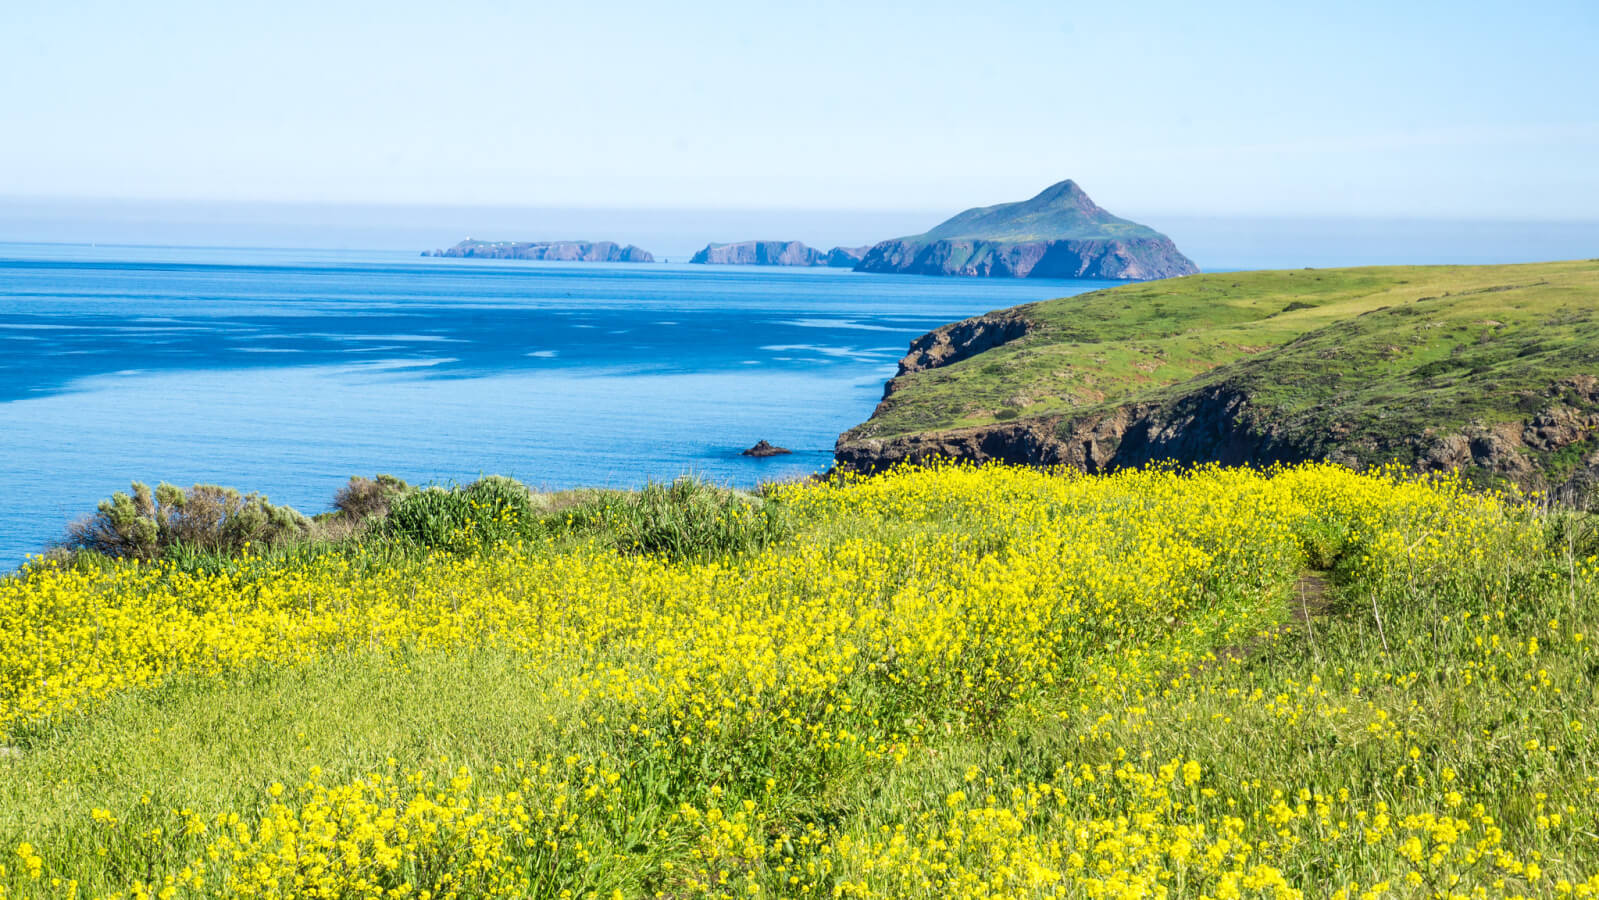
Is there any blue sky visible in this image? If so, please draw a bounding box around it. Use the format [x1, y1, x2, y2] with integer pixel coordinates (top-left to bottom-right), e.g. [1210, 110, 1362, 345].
[2, 0, 1596, 219]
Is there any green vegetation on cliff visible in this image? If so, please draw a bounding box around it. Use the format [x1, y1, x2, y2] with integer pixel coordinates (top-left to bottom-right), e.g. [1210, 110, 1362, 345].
[846, 260, 1599, 490]
[854, 180, 1199, 280]
[914, 179, 1162, 243]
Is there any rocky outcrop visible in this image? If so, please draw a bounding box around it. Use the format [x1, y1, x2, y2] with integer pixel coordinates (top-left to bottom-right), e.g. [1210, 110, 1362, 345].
[855, 236, 1198, 281]
[823, 246, 871, 268]
[691, 241, 826, 266]
[837, 376, 1599, 505]
[424, 240, 654, 262]
[836, 385, 1300, 475]
[687, 242, 890, 268]
[741, 440, 792, 457]
[881, 312, 1032, 398]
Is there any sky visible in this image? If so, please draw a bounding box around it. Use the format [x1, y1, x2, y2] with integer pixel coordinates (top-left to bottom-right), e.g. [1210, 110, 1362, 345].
[1, 0, 1596, 222]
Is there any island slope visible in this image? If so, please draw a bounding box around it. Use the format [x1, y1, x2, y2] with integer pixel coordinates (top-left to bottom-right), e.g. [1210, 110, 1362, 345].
[855, 180, 1198, 280]
[837, 259, 1599, 501]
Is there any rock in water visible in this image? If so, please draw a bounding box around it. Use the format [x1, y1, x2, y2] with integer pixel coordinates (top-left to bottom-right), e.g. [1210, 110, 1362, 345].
[742, 440, 792, 457]
[854, 180, 1198, 281]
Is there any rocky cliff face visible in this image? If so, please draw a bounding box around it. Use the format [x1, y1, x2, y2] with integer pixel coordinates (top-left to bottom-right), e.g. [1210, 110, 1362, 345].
[837, 371, 1599, 505]
[839, 260, 1599, 503]
[882, 312, 1032, 397]
[424, 240, 654, 262]
[690, 241, 871, 267]
[691, 241, 824, 266]
[854, 236, 1198, 280]
[823, 246, 871, 268]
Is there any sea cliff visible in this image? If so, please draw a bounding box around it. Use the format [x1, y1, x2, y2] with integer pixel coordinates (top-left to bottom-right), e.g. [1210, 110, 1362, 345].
[424, 240, 655, 262]
[836, 260, 1599, 503]
[691, 241, 872, 267]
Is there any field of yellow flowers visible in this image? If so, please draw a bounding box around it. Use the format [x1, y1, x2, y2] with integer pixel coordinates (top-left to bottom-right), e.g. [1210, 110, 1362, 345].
[1, 463, 1596, 899]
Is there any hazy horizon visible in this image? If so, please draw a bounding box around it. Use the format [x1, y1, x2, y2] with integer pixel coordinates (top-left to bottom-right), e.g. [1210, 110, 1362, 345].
[4, 195, 1596, 272]
[4, 1, 1595, 219]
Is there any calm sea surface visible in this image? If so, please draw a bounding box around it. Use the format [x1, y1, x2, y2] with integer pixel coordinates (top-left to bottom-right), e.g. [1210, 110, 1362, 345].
[0, 243, 1109, 564]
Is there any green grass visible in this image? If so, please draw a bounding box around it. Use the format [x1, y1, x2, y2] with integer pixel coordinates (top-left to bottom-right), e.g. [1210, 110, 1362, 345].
[852, 260, 1599, 459]
[893, 180, 1165, 244]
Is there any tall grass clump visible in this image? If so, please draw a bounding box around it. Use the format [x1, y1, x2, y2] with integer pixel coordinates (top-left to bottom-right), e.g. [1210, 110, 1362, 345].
[383, 475, 539, 553]
[562, 476, 789, 561]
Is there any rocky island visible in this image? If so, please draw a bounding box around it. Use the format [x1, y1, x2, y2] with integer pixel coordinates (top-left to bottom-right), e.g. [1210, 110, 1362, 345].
[854, 180, 1198, 280]
[690, 241, 870, 268]
[424, 240, 655, 262]
[741, 440, 792, 457]
[836, 259, 1599, 504]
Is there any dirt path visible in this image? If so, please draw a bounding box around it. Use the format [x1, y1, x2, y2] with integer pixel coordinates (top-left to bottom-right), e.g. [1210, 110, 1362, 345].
[1202, 570, 1332, 670]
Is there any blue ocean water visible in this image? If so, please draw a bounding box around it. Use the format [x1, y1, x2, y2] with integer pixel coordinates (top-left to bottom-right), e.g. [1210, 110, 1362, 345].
[0, 243, 1108, 564]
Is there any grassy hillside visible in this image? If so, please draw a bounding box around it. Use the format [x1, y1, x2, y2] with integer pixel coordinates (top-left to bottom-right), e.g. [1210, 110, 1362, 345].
[859, 260, 1599, 456]
[3, 464, 1599, 897]
[905, 180, 1162, 243]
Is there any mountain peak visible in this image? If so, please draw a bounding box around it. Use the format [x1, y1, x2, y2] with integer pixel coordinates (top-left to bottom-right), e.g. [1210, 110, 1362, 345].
[1026, 179, 1090, 205]
[909, 179, 1156, 244]
[855, 180, 1200, 280]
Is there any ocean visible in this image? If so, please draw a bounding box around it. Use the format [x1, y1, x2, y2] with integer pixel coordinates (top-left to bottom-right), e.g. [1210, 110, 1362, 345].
[0, 243, 1107, 564]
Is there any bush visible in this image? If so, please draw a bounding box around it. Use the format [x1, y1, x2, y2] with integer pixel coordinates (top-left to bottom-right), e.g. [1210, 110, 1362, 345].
[331, 474, 415, 524]
[564, 476, 790, 561]
[66, 482, 310, 559]
[384, 475, 538, 553]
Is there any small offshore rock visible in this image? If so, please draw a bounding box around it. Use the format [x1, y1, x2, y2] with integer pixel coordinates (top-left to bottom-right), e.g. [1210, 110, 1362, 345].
[742, 440, 792, 457]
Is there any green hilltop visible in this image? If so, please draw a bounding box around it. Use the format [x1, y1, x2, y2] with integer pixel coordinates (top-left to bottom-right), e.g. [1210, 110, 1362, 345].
[907, 178, 1163, 243]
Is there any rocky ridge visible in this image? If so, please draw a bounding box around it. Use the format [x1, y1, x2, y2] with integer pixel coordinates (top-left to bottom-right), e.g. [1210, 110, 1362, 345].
[424, 240, 654, 262]
[690, 241, 870, 267]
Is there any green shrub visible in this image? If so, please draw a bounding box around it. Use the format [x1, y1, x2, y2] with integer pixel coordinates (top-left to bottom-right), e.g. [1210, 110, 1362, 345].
[562, 476, 790, 561]
[66, 482, 310, 559]
[331, 474, 415, 523]
[384, 475, 537, 553]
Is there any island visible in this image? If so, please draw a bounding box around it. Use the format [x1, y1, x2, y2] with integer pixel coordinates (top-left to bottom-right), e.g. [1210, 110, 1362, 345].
[690, 241, 871, 268]
[423, 240, 655, 262]
[835, 259, 1599, 503]
[853, 179, 1199, 280]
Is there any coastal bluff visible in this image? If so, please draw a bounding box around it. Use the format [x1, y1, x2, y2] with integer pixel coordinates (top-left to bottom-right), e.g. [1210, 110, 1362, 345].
[836, 260, 1599, 504]
[424, 240, 655, 262]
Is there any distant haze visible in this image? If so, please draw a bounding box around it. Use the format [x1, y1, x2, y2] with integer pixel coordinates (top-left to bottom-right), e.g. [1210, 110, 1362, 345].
[2, 198, 1596, 273]
[1, 1, 1595, 219]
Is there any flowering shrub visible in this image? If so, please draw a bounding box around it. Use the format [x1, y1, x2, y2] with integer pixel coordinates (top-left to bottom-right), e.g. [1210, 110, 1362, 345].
[1, 463, 1594, 899]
